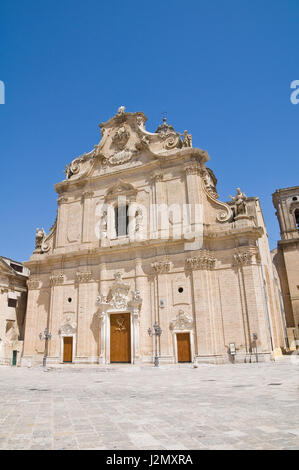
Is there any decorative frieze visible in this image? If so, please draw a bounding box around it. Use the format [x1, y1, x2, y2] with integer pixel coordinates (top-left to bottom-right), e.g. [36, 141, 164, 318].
[186, 252, 216, 270]
[50, 273, 65, 287]
[234, 252, 253, 266]
[151, 261, 172, 275]
[76, 271, 92, 283]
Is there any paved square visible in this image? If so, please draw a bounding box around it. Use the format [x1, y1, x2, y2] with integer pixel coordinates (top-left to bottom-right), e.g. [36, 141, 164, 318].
[0, 361, 298, 450]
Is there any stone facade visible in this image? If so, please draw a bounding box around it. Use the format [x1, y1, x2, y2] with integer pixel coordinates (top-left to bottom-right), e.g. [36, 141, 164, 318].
[272, 186, 299, 350]
[22, 108, 287, 366]
[0, 257, 29, 365]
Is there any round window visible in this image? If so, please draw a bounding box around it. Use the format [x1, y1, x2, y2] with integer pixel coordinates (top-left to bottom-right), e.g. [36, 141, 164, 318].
[178, 287, 184, 293]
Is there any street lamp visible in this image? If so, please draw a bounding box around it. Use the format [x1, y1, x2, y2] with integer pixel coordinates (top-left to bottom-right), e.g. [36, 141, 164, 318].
[148, 322, 162, 367]
[39, 328, 52, 368]
[253, 333, 258, 363]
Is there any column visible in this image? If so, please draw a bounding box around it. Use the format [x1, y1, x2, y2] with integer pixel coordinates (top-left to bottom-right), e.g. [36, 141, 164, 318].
[56, 197, 68, 247]
[81, 191, 94, 243]
[76, 271, 92, 359]
[48, 274, 65, 359]
[151, 261, 173, 360]
[22, 281, 40, 358]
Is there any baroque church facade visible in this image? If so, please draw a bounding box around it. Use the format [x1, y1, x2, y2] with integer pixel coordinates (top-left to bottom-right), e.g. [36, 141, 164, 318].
[22, 108, 287, 366]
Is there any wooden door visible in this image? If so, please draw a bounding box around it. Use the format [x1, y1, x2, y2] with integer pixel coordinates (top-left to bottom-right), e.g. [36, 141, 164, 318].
[63, 337, 73, 363]
[110, 313, 131, 363]
[177, 333, 191, 363]
[12, 350, 17, 366]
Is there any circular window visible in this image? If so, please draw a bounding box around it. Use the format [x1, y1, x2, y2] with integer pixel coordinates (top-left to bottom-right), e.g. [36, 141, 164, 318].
[293, 197, 298, 202]
[178, 287, 184, 293]
[68, 298, 72, 303]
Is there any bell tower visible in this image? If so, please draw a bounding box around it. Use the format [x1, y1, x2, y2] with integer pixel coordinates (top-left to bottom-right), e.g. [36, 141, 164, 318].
[273, 186, 299, 346]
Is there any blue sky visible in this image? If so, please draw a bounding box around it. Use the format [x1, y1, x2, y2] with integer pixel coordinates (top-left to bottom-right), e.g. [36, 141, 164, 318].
[1, 0, 298, 261]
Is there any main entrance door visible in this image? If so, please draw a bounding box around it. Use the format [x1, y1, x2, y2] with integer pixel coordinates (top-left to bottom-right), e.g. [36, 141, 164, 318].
[63, 337, 73, 363]
[177, 333, 191, 363]
[110, 313, 131, 363]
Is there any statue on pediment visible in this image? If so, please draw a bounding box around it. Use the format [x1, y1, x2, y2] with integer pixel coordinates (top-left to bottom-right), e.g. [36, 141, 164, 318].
[35, 227, 46, 250]
[229, 187, 248, 216]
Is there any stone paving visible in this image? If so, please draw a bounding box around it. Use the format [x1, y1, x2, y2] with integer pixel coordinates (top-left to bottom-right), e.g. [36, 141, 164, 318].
[0, 361, 298, 450]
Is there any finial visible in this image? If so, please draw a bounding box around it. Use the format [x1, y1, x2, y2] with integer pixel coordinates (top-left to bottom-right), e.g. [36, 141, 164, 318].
[118, 106, 126, 115]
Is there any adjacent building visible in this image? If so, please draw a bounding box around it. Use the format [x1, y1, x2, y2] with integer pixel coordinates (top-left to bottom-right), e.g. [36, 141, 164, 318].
[0, 256, 29, 365]
[21, 108, 287, 366]
[272, 186, 299, 350]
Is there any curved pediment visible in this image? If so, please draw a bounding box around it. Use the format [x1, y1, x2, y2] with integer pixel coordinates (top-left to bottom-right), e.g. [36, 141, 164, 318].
[105, 179, 137, 198]
[55, 107, 209, 190]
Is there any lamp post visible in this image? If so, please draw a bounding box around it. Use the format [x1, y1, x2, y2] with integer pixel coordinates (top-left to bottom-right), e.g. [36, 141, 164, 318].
[253, 333, 258, 363]
[39, 328, 52, 368]
[148, 322, 162, 367]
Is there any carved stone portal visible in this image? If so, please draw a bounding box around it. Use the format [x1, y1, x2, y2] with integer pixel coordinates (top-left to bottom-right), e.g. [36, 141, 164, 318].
[97, 272, 143, 364]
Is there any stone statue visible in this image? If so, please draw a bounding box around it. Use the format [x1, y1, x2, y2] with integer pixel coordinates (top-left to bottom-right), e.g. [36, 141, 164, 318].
[100, 211, 108, 238]
[35, 227, 46, 250]
[135, 209, 143, 232]
[182, 130, 192, 148]
[229, 188, 248, 216]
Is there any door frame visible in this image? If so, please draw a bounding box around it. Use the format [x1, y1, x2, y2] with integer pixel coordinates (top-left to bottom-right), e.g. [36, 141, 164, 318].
[60, 334, 76, 364]
[173, 330, 195, 363]
[100, 311, 135, 364]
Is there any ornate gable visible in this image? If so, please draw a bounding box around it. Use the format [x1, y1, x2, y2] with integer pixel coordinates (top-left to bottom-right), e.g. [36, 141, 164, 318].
[170, 309, 193, 331]
[97, 272, 142, 313]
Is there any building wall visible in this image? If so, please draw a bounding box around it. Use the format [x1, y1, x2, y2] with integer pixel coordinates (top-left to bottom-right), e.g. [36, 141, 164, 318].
[0, 258, 29, 365]
[273, 186, 299, 343]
